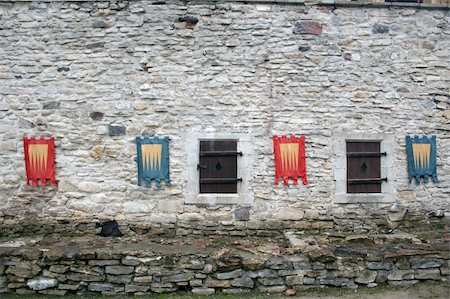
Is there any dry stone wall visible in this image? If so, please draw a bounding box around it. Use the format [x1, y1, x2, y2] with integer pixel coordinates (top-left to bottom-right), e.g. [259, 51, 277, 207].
[0, 234, 449, 295]
[0, 0, 449, 236]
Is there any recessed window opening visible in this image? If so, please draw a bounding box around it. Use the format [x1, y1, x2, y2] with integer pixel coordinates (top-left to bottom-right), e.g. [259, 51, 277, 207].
[346, 141, 387, 194]
[199, 139, 241, 194]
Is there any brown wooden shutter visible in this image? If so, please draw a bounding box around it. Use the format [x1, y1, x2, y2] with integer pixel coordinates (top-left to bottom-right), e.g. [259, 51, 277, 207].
[199, 140, 240, 193]
[346, 141, 385, 194]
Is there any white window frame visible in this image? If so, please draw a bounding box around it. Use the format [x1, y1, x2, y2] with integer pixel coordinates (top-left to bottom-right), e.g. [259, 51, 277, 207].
[333, 133, 396, 204]
[185, 133, 253, 205]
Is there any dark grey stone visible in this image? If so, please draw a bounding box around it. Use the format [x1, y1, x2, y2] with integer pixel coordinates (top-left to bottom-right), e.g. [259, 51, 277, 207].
[266, 257, 292, 270]
[42, 101, 60, 110]
[216, 269, 243, 280]
[231, 276, 254, 288]
[66, 273, 104, 282]
[108, 124, 126, 136]
[293, 22, 323, 36]
[178, 16, 198, 24]
[0, 276, 7, 288]
[366, 261, 393, 270]
[125, 284, 150, 293]
[355, 270, 377, 284]
[293, 262, 311, 270]
[49, 265, 68, 274]
[122, 258, 140, 266]
[166, 273, 194, 282]
[57, 66, 70, 72]
[411, 259, 443, 269]
[303, 277, 315, 285]
[247, 269, 278, 278]
[258, 277, 284, 286]
[88, 283, 115, 292]
[58, 284, 80, 291]
[93, 21, 108, 28]
[86, 42, 105, 49]
[105, 265, 134, 275]
[234, 206, 251, 221]
[285, 275, 303, 286]
[375, 271, 388, 284]
[90, 111, 104, 121]
[106, 274, 132, 284]
[298, 45, 310, 52]
[372, 23, 389, 34]
[88, 260, 120, 266]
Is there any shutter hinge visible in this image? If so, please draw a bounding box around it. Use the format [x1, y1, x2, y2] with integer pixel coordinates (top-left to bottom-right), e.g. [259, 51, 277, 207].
[347, 152, 387, 157]
[347, 178, 388, 184]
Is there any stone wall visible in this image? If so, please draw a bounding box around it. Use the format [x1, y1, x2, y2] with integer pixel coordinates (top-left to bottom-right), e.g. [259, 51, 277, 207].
[0, 234, 448, 295]
[0, 0, 449, 236]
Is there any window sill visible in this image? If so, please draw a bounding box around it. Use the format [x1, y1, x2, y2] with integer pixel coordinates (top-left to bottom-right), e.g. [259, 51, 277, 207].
[334, 193, 395, 204]
[185, 193, 245, 205]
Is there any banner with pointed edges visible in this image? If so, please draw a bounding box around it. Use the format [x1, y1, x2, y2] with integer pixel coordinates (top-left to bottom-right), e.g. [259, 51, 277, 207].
[273, 135, 307, 185]
[406, 135, 438, 184]
[136, 136, 170, 188]
[23, 136, 57, 186]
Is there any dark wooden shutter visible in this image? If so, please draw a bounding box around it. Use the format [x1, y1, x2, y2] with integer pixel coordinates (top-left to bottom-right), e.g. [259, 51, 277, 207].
[346, 141, 385, 194]
[199, 140, 240, 194]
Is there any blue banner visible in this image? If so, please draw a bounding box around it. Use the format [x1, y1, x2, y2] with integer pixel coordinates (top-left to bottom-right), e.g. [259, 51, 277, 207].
[406, 135, 438, 184]
[136, 136, 170, 188]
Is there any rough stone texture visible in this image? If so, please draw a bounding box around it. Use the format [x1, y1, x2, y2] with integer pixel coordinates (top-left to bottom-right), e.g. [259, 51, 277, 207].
[355, 270, 377, 284]
[293, 21, 323, 35]
[0, 0, 448, 243]
[108, 124, 126, 136]
[366, 262, 394, 271]
[372, 23, 390, 34]
[231, 276, 254, 288]
[414, 269, 441, 280]
[105, 266, 134, 275]
[216, 269, 243, 280]
[388, 269, 414, 281]
[234, 206, 251, 221]
[26, 277, 58, 291]
[88, 283, 115, 292]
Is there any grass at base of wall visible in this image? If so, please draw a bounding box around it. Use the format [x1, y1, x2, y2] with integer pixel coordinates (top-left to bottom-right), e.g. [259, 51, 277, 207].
[1, 281, 449, 299]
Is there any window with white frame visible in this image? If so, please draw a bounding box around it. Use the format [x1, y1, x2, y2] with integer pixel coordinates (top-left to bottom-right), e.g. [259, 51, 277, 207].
[333, 133, 396, 204]
[185, 133, 253, 205]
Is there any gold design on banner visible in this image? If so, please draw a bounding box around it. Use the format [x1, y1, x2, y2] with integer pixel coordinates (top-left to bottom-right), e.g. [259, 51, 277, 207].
[280, 143, 299, 171]
[412, 143, 431, 169]
[29, 144, 48, 172]
[141, 144, 162, 171]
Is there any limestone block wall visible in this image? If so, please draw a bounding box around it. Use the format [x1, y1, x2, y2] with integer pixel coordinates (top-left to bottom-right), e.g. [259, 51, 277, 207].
[0, 0, 449, 236]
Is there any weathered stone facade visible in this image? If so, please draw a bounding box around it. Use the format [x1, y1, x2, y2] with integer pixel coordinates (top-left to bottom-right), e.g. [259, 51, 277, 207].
[0, 0, 449, 237]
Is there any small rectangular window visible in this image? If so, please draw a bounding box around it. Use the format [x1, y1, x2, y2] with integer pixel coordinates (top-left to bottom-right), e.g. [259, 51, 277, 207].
[199, 140, 240, 194]
[346, 141, 384, 194]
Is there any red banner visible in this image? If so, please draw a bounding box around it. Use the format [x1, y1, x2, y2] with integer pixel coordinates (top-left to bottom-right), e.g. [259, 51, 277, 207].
[273, 135, 307, 185]
[23, 136, 57, 186]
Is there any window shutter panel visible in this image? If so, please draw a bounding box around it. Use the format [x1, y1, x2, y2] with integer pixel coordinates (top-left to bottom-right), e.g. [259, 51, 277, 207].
[199, 140, 238, 193]
[346, 142, 382, 193]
